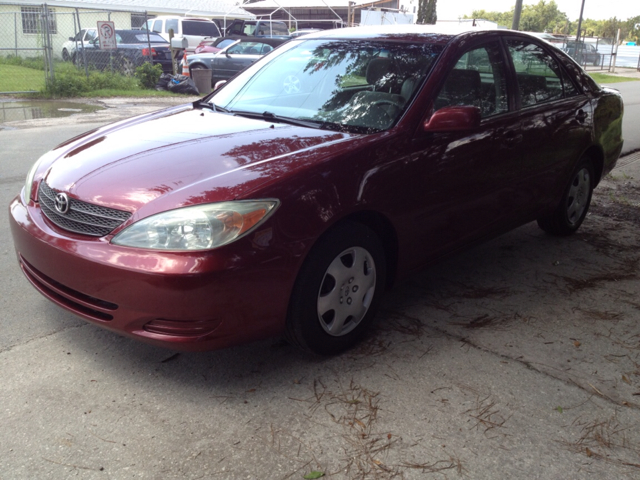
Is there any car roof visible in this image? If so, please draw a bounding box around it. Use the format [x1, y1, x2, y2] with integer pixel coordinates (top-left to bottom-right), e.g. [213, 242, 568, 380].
[115, 30, 167, 42]
[226, 35, 289, 47]
[153, 16, 216, 22]
[299, 24, 502, 43]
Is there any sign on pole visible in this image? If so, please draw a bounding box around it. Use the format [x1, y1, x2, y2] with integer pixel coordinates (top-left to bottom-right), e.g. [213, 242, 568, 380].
[97, 21, 117, 50]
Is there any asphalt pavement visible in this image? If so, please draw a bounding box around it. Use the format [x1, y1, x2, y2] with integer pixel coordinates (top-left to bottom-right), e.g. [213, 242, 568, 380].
[601, 73, 640, 154]
[1, 85, 640, 479]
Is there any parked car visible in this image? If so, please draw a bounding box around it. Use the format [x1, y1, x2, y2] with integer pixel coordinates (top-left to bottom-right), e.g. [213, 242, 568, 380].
[142, 16, 221, 52]
[225, 19, 290, 38]
[10, 25, 624, 355]
[194, 36, 237, 54]
[186, 36, 288, 85]
[77, 30, 174, 75]
[61, 28, 96, 62]
[563, 41, 601, 66]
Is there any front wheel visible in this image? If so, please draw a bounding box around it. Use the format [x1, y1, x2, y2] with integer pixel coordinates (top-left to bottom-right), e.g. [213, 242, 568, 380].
[285, 222, 386, 355]
[537, 158, 594, 236]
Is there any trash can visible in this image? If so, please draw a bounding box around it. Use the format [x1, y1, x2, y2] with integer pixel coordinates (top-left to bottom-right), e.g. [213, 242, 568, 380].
[191, 68, 212, 95]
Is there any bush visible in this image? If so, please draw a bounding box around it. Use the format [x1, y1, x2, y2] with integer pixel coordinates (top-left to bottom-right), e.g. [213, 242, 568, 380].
[44, 63, 139, 97]
[135, 62, 163, 89]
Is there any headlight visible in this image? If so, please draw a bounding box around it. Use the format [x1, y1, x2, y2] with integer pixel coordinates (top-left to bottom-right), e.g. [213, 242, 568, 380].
[23, 157, 43, 204]
[112, 200, 279, 251]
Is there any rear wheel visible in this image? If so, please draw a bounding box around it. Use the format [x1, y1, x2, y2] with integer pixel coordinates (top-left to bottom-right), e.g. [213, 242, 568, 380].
[286, 222, 386, 355]
[537, 157, 594, 236]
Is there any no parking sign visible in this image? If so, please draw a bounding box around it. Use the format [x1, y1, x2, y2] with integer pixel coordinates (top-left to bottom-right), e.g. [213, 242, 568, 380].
[97, 21, 116, 49]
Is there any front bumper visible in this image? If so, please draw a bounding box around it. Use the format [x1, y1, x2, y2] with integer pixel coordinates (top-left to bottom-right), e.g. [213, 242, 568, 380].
[9, 195, 293, 351]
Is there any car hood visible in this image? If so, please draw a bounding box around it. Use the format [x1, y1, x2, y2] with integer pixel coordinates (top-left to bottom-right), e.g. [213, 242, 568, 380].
[42, 105, 353, 215]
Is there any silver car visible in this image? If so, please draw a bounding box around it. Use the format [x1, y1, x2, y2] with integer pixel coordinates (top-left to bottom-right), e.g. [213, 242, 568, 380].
[185, 36, 288, 86]
[61, 28, 96, 62]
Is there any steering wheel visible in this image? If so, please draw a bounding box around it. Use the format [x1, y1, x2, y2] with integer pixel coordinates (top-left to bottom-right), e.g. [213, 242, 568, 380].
[372, 99, 403, 110]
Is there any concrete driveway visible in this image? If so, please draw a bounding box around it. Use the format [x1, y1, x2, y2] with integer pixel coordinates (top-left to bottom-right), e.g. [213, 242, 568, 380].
[1, 95, 639, 479]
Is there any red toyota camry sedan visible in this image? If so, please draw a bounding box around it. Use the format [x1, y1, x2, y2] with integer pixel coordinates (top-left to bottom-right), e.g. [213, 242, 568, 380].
[9, 25, 624, 355]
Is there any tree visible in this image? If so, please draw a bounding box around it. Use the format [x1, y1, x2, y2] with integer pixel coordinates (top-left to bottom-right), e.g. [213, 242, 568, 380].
[417, 0, 437, 25]
[467, 9, 513, 28]
[519, 0, 568, 33]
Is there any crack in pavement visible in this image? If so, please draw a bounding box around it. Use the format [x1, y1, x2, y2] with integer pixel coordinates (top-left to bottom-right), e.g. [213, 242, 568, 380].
[384, 309, 640, 411]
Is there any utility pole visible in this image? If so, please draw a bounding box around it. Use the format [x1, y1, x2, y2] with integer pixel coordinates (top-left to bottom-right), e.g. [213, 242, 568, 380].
[512, 0, 523, 30]
[575, 0, 586, 42]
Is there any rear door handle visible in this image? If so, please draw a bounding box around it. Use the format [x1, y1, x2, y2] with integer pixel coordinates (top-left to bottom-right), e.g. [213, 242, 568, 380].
[498, 129, 523, 148]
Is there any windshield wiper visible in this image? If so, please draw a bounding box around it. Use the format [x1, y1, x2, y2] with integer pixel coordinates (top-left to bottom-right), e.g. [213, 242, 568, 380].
[230, 110, 323, 129]
[193, 100, 230, 113]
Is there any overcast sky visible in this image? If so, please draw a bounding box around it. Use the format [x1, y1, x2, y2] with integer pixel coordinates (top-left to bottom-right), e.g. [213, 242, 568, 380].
[436, 0, 638, 21]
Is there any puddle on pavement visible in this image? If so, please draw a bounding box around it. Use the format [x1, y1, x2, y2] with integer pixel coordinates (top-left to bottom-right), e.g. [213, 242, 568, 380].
[0, 100, 104, 123]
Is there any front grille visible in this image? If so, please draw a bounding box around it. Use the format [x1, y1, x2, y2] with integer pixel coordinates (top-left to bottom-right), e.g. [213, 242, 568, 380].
[38, 181, 132, 237]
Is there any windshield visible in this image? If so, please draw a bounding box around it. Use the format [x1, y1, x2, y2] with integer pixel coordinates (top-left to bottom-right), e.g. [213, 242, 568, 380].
[210, 39, 441, 133]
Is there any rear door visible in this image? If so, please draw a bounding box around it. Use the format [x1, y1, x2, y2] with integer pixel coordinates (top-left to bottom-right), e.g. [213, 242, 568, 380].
[504, 37, 592, 211]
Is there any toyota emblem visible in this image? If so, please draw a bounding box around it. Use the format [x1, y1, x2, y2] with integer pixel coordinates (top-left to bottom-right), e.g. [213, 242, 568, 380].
[54, 192, 70, 214]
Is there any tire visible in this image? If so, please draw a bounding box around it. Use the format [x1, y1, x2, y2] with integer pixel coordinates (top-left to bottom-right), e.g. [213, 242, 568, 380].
[62, 49, 70, 62]
[537, 157, 594, 236]
[286, 222, 386, 355]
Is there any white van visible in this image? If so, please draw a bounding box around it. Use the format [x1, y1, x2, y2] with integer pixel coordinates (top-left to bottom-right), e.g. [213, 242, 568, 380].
[143, 17, 221, 52]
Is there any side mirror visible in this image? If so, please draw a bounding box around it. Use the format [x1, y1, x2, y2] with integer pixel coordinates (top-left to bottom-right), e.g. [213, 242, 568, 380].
[214, 80, 227, 90]
[423, 106, 481, 132]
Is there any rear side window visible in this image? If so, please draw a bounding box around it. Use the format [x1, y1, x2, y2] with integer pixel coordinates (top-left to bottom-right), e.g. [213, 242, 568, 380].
[507, 40, 578, 108]
[166, 19, 179, 34]
[182, 21, 221, 37]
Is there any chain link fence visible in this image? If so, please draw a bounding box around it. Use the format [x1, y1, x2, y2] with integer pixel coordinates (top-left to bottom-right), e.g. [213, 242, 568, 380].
[0, 3, 154, 94]
[2, 5, 639, 95]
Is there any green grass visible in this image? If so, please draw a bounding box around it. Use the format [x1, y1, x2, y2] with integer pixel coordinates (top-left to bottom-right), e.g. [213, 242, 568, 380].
[0, 64, 46, 92]
[589, 73, 639, 84]
[0, 59, 182, 98]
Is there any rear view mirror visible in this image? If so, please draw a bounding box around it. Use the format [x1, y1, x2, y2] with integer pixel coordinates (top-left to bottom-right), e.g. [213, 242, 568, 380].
[423, 106, 481, 132]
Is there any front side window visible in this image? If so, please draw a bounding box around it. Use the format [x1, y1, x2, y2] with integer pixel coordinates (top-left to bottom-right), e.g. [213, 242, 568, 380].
[213, 39, 442, 133]
[228, 42, 272, 55]
[507, 40, 578, 108]
[435, 42, 508, 118]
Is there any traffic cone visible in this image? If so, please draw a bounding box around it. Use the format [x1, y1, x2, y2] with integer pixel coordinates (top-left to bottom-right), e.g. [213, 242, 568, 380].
[182, 52, 190, 77]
